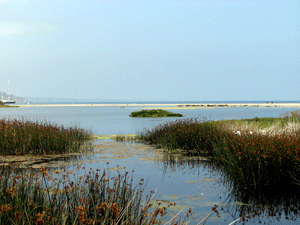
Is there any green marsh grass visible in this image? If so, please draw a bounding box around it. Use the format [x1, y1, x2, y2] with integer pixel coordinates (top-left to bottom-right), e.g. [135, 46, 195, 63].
[0, 118, 92, 155]
[129, 109, 183, 118]
[137, 112, 300, 188]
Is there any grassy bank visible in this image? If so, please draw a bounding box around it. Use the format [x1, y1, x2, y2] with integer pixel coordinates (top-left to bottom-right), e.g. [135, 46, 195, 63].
[0, 118, 92, 155]
[137, 111, 300, 188]
[0, 101, 18, 108]
[0, 105, 18, 108]
[130, 109, 183, 118]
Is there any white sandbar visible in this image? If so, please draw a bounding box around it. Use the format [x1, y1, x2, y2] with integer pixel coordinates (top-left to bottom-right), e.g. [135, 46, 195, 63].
[15, 103, 300, 108]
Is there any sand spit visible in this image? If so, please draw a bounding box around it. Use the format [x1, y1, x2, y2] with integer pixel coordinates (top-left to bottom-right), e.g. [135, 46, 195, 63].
[16, 103, 300, 108]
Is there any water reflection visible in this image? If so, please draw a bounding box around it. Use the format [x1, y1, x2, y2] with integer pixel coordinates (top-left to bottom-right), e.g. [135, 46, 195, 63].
[160, 149, 300, 224]
[3, 139, 300, 224]
[159, 151, 214, 177]
[221, 181, 300, 224]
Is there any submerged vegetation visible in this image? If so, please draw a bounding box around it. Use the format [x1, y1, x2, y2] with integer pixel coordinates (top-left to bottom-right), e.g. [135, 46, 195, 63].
[130, 109, 183, 118]
[0, 118, 92, 155]
[136, 110, 300, 189]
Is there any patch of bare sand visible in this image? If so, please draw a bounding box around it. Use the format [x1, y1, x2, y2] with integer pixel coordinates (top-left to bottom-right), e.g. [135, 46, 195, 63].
[16, 103, 300, 108]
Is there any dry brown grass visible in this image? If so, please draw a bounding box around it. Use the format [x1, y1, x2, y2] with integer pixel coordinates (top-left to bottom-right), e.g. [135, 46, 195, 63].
[222, 121, 300, 136]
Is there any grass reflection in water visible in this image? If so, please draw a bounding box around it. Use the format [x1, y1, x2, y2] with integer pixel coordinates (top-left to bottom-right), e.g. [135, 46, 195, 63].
[157, 148, 300, 224]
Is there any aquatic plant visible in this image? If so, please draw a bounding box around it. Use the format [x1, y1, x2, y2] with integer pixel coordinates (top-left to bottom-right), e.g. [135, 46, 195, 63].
[0, 162, 205, 224]
[137, 117, 300, 188]
[130, 109, 183, 118]
[137, 118, 221, 153]
[0, 118, 92, 155]
[212, 130, 300, 188]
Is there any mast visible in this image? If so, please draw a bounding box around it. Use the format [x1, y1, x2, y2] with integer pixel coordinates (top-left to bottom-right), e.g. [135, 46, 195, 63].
[2, 80, 16, 104]
[8, 80, 10, 100]
[1, 81, 3, 102]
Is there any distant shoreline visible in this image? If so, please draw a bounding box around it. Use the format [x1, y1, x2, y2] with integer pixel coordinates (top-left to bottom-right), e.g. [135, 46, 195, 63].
[16, 103, 300, 108]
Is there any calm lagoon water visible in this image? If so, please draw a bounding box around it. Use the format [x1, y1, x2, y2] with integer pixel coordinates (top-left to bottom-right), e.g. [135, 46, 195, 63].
[2, 104, 300, 224]
[2, 104, 299, 135]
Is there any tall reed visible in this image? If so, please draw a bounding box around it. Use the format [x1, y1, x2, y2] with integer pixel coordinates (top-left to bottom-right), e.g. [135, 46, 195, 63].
[212, 130, 300, 188]
[137, 117, 300, 188]
[0, 162, 180, 224]
[138, 118, 221, 153]
[0, 118, 92, 155]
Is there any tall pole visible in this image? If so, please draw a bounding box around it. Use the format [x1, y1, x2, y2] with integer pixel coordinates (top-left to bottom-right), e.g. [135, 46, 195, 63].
[0, 76, 2, 102]
[8, 80, 10, 100]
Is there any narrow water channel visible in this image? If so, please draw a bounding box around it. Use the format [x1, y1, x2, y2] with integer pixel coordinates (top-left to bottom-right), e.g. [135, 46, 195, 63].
[30, 138, 300, 225]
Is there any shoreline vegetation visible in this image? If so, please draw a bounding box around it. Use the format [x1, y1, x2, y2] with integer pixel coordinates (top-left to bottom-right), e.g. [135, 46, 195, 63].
[0, 101, 18, 108]
[130, 109, 183, 117]
[0, 118, 221, 224]
[0, 118, 92, 155]
[134, 109, 300, 189]
[15, 103, 300, 108]
[1, 110, 300, 224]
[0, 162, 198, 225]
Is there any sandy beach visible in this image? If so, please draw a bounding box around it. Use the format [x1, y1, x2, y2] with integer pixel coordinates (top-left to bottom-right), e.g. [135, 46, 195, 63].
[16, 103, 300, 108]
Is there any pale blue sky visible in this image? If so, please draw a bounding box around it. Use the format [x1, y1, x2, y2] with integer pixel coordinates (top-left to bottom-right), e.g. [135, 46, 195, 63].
[0, 0, 299, 101]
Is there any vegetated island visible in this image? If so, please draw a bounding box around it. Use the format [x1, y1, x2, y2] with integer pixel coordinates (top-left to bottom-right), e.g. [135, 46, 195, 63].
[130, 109, 183, 117]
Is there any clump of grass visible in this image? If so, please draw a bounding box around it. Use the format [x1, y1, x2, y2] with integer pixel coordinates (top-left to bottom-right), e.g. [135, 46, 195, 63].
[130, 109, 183, 118]
[0, 162, 201, 224]
[113, 134, 137, 142]
[138, 116, 300, 188]
[213, 129, 300, 188]
[137, 118, 221, 152]
[0, 118, 92, 155]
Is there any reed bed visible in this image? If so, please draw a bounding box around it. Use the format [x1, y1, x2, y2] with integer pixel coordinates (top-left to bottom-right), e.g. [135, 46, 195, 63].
[137, 118, 221, 152]
[137, 113, 300, 188]
[0, 118, 92, 155]
[0, 162, 199, 225]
